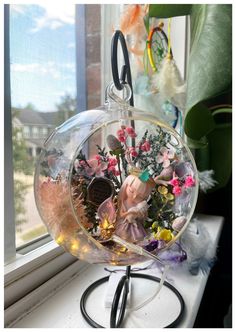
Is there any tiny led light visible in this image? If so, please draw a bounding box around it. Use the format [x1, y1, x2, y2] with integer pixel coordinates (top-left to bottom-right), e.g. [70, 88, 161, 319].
[71, 241, 80, 251]
[82, 245, 89, 253]
[56, 234, 64, 245]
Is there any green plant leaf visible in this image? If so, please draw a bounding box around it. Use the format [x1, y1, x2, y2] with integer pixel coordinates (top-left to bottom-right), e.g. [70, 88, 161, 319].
[184, 103, 215, 140]
[187, 136, 209, 149]
[186, 4, 232, 111]
[195, 123, 232, 190]
[149, 4, 192, 18]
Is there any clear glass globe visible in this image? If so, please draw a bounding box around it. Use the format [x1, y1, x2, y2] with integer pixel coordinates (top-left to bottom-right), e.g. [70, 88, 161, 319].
[34, 93, 198, 266]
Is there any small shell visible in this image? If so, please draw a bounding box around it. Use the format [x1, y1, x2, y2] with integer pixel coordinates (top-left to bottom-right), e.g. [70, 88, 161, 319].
[172, 216, 187, 232]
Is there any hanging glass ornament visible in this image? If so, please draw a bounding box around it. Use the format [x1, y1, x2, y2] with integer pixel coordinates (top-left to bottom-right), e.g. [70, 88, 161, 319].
[34, 80, 198, 267]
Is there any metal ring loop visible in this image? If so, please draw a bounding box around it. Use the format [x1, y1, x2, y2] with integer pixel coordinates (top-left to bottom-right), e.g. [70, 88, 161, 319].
[111, 30, 134, 107]
[106, 81, 132, 104]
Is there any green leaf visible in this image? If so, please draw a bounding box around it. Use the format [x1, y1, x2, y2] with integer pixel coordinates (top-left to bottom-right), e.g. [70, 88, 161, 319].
[184, 103, 215, 140]
[212, 108, 232, 127]
[149, 4, 192, 18]
[186, 4, 232, 111]
[186, 136, 209, 149]
[196, 123, 232, 190]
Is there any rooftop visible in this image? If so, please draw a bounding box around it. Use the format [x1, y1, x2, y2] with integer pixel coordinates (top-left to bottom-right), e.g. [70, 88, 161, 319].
[13, 108, 58, 126]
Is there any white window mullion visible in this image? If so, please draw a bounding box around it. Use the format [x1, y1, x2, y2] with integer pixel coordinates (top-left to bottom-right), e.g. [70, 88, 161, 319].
[4, 4, 16, 264]
[101, 4, 122, 100]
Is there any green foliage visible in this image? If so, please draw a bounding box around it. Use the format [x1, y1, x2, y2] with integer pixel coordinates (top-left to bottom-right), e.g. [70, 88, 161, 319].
[13, 179, 30, 232]
[195, 107, 232, 189]
[20, 224, 47, 242]
[55, 94, 76, 126]
[133, 127, 171, 176]
[148, 4, 232, 189]
[184, 103, 215, 140]
[186, 5, 232, 111]
[12, 110, 34, 231]
[149, 4, 192, 18]
[12, 126, 34, 176]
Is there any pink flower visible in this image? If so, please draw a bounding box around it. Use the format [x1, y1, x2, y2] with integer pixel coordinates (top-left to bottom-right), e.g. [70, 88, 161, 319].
[94, 155, 101, 161]
[108, 165, 116, 173]
[129, 147, 138, 157]
[108, 166, 120, 176]
[117, 129, 126, 142]
[74, 159, 86, 169]
[108, 157, 117, 167]
[157, 147, 175, 168]
[169, 177, 179, 187]
[184, 175, 195, 187]
[140, 140, 151, 152]
[114, 170, 121, 176]
[85, 159, 107, 177]
[125, 126, 137, 138]
[172, 185, 182, 196]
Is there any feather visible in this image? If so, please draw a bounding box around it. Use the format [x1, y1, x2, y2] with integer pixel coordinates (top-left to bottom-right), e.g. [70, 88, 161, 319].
[180, 218, 216, 275]
[198, 169, 218, 193]
[120, 5, 145, 37]
[120, 5, 146, 58]
[152, 56, 186, 111]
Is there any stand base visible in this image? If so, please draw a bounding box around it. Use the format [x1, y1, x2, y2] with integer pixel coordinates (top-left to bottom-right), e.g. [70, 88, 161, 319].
[80, 272, 185, 328]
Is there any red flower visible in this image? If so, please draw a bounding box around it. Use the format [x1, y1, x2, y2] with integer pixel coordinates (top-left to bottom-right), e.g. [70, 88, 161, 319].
[117, 129, 126, 142]
[129, 147, 138, 157]
[108, 157, 117, 167]
[140, 140, 151, 152]
[184, 176, 195, 187]
[169, 177, 179, 187]
[108, 165, 116, 173]
[172, 185, 182, 196]
[108, 165, 120, 176]
[125, 126, 137, 138]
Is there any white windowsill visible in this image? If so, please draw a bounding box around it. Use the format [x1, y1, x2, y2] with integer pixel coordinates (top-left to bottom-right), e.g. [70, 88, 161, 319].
[5, 240, 63, 284]
[4, 240, 78, 311]
[5, 214, 224, 328]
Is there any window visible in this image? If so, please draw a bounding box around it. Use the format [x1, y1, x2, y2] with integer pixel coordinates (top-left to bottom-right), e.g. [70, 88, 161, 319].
[5, 5, 116, 317]
[42, 127, 48, 136]
[23, 126, 30, 138]
[9, 4, 78, 249]
[6, 3, 111, 252]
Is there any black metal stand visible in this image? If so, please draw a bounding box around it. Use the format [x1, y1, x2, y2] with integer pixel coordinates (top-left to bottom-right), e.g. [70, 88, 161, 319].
[80, 30, 185, 328]
[80, 268, 185, 328]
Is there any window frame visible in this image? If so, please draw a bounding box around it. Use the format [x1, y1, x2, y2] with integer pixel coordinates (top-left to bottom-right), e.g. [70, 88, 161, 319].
[4, 4, 117, 314]
[4, 3, 88, 299]
[4, 3, 16, 264]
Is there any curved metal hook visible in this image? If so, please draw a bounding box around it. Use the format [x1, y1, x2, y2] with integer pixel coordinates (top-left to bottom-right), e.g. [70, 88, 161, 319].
[111, 30, 134, 107]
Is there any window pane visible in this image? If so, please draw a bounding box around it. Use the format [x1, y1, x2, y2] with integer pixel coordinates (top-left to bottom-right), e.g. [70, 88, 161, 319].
[10, 4, 77, 247]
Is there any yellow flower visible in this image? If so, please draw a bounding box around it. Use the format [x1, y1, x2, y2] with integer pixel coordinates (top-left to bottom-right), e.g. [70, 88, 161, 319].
[158, 185, 168, 195]
[155, 228, 173, 242]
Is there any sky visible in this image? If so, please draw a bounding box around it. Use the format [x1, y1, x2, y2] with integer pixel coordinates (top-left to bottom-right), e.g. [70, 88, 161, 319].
[10, 4, 76, 112]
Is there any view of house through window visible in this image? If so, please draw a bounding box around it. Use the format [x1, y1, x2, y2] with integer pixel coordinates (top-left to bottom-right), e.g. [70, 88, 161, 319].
[10, 4, 102, 247]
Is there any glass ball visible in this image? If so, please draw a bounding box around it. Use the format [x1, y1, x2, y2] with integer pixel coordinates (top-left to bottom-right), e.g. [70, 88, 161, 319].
[34, 99, 198, 266]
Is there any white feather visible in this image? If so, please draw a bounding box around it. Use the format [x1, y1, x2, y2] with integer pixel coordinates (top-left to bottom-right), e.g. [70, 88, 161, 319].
[198, 170, 218, 193]
[152, 57, 186, 111]
[180, 218, 216, 274]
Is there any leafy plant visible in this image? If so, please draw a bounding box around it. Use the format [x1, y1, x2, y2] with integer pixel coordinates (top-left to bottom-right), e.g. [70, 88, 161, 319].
[148, 4, 232, 189]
